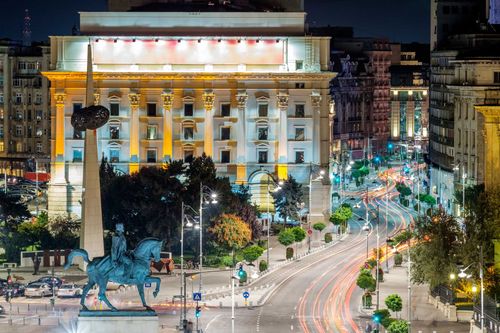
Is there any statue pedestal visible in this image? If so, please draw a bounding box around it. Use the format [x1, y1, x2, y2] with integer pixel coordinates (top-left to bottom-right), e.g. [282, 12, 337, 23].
[77, 311, 158, 333]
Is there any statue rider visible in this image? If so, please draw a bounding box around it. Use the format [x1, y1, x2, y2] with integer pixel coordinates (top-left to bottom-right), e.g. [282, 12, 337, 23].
[111, 224, 133, 280]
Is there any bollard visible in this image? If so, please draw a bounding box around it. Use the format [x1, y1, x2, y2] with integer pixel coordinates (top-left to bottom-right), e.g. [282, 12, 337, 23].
[17, 306, 19, 314]
[38, 316, 41, 326]
[27, 304, 30, 311]
[35, 307, 38, 314]
[23, 317, 25, 325]
[45, 304, 47, 311]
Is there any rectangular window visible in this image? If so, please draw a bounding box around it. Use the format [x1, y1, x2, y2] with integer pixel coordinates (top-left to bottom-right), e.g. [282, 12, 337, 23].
[258, 150, 268, 164]
[147, 125, 157, 140]
[184, 103, 194, 117]
[36, 110, 42, 121]
[35, 94, 42, 104]
[0, 142, 4, 152]
[220, 150, 230, 164]
[295, 83, 305, 89]
[295, 60, 304, 70]
[295, 151, 305, 164]
[220, 127, 231, 140]
[258, 126, 268, 140]
[183, 127, 194, 140]
[16, 125, 22, 136]
[295, 128, 305, 141]
[221, 103, 231, 117]
[184, 149, 194, 162]
[0, 94, 4, 103]
[15, 93, 22, 104]
[147, 103, 157, 117]
[0, 125, 3, 138]
[73, 149, 83, 162]
[16, 142, 22, 152]
[110, 103, 120, 116]
[36, 142, 42, 153]
[110, 149, 120, 163]
[36, 127, 42, 137]
[16, 111, 23, 120]
[295, 104, 305, 118]
[146, 149, 157, 163]
[258, 104, 268, 117]
[110, 125, 120, 140]
[494, 72, 500, 84]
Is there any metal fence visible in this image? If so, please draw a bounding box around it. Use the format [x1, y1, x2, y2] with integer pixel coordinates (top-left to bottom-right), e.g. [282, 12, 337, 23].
[431, 285, 455, 304]
[473, 294, 499, 333]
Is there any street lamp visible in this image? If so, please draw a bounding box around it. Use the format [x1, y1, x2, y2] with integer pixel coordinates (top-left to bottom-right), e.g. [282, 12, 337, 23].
[198, 183, 217, 293]
[308, 163, 326, 251]
[262, 171, 282, 269]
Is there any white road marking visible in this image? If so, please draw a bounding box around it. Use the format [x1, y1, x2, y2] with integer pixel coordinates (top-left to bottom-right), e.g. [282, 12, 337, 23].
[204, 314, 221, 332]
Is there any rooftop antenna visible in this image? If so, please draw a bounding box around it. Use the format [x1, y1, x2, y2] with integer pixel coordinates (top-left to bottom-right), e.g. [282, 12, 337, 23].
[22, 9, 32, 46]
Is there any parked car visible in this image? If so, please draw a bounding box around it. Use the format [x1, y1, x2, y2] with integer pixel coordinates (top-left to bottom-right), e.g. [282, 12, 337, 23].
[57, 284, 82, 298]
[0, 283, 25, 298]
[106, 282, 126, 291]
[25, 283, 52, 298]
[35, 276, 64, 289]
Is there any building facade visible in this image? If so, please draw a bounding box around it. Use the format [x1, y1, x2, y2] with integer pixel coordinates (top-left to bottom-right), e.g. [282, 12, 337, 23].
[0, 41, 51, 177]
[44, 10, 335, 220]
[389, 44, 429, 155]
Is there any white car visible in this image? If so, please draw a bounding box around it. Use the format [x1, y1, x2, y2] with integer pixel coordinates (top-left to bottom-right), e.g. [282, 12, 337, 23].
[57, 284, 82, 298]
[25, 283, 52, 298]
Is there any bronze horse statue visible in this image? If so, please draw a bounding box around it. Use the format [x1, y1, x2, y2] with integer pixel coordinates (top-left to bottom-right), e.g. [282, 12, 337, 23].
[65, 238, 163, 311]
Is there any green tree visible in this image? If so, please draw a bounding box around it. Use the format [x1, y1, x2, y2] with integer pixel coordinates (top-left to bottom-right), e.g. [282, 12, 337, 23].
[388, 319, 409, 333]
[356, 269, 376, 292]
[209, 214, 251, 251]
[291, 226, 306, 243]
[242, 245, 264, 264]
[385, 294, 403, 317]
[278, 228, 295, 247]
[329, 206, 352, 232]
[411, 209, 463, 287]
[0, 193, 31, 262]
[313, 222, 326, 232]
[271, 176, 304, 225]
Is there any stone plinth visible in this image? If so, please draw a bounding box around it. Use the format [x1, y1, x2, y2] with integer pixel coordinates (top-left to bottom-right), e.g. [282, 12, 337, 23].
[77, 311, 158, 333]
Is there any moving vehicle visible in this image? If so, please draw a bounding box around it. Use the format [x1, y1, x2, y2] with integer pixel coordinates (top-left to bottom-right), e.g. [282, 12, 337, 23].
[35, 276, 64, 289]
[25, 283, 52, 297]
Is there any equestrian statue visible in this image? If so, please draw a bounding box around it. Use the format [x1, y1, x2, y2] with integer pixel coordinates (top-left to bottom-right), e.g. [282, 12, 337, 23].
[65, 224, 163, 311]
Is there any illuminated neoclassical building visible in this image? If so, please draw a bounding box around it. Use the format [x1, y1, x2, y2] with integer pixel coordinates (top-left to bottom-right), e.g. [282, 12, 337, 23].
[44, 8, 335, 219]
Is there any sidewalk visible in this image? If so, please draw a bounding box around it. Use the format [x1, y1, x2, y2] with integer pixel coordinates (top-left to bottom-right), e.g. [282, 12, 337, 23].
[359, 261, 469, 332]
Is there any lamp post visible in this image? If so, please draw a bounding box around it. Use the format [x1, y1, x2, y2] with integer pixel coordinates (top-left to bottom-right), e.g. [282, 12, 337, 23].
[198, 183, 217, 294]
[462, 171, 467, 218]
[308, 164, 325, 250]
[266, 176, 282, 269]
[385, 181, 389, 273]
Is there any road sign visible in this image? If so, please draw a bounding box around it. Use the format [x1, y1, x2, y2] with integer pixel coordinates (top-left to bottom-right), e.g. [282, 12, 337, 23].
[145, 282, 152, 288]
[243, 291, 250, 299]
[307, 229, 313, 236]
[193, 292, 202, 301]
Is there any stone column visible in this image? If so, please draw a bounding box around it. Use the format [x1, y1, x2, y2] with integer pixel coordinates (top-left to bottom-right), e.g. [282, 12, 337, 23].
[475, 106, 500, 190]
[311, 91, 322, 164]
[203, 90, 215, 157]
[277, 91, 289, 180]
[53, 92, 66, 181]
[128, 92, 140, 173]
[161, 90, 174, 161]
[236, 90, 248, 184]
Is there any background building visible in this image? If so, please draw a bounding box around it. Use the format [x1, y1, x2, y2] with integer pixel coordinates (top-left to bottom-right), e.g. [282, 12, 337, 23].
[44, 7, 334, 221]
[0, 40, 51, 177]
[389, 43, 429, 157]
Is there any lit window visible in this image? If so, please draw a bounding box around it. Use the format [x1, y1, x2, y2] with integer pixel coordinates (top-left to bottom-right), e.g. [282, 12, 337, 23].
[73, 149, 83, 162]
[183, 126, 194, 140]
[147, 103, 157, 117]
[295, 128, 305, 141]
[257, 126, 268, 140]
[147, 125, 157, 140]
[258, 150, 268, 164]
[295, 104, 305, 118]
[220, 127, 231, 140]
[184, 103, 194, 117]
[221, 104, 231, 117]
[0, 142, 5, 152]
[110, 103, 120, 116]
[258, 104, 268, 117]
[36, 142, 42, 153]
[146, 149, 157, 163]
[36, 110, 42, 121]
[295, 151, 305, 164]
[36, 128, 43, 137]
[16, 142, 22, 152]
[110, 149, 120, 163]
[295, 60, 304, 70]
[221, 150, 230, 164]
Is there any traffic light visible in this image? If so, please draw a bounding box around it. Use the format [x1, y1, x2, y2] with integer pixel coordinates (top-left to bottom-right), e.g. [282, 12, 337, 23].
[195, 306, 201, 318]
[372, 312, 382, 324]
[334, 175, 341, 184]
[238, 265, 245, 279]
[388, 143, 394, 150]
[374, 156, 381, 163]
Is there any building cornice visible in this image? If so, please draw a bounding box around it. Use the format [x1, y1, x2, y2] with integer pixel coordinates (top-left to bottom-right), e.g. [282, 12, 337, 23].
[41, 71, 337, 81]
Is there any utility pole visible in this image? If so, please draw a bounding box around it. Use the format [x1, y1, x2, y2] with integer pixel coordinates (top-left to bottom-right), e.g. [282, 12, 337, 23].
[375, 205, 380, 332]
[199, 183, 203, 294]
[385, 181, 389, 273]
[480, 245, 484, 331]
[407, 224, 412, 333]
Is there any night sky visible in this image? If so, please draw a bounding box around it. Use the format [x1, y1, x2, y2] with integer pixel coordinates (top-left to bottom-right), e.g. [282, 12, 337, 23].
[0, 0, 430, 43]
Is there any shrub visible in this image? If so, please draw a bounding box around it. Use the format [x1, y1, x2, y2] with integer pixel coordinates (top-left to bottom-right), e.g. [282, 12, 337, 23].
[313, 222, 326, 232]
[270, 223, 284, 235]
[242, 245, 264, 263]
[259, 260, 268, 272]
[394, 253, 403, 266]
[388, 319, 409, 333]
[290, 226, 306, 243]
[325, 233, 332, 243]
[286, 247, 294, 260]
[366, 258, 377, 269]
[385, 294, 403, 314]
[278, 229, 295, 247]
[221, 255, 234, 267]
[356, 271, 376, 292]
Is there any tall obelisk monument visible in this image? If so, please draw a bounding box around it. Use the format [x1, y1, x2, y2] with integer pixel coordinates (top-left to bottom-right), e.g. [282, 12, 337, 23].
[79, 43, 104, 265]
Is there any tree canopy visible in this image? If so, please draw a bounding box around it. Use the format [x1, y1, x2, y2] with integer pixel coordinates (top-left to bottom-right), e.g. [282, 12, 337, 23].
[271, 176, 304, 224]
[209, 214, 251, 251]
